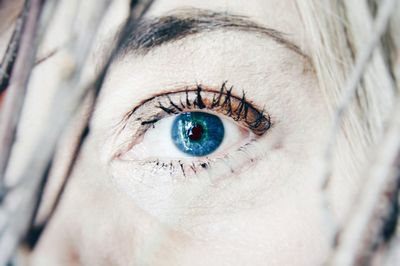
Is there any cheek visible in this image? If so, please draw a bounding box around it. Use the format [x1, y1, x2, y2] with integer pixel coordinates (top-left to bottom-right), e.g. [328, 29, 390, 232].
[104, 147, 330, 265]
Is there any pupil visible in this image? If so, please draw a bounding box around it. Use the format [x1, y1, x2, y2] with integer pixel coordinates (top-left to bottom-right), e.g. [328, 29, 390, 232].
[188, 124, 203, 141]
[171, 111, 224, 157]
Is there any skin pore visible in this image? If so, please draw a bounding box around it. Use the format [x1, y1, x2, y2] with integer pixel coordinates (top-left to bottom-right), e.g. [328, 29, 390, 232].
[9, 0, 356, 265]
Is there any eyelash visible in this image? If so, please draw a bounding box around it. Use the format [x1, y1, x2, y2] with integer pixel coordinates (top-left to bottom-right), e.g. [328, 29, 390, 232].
[112, 82, 271, 178]
[128, 82, 271, 135]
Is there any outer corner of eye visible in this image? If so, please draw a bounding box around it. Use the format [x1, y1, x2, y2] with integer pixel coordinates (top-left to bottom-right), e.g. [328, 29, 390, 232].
[119, 111, 252, 162]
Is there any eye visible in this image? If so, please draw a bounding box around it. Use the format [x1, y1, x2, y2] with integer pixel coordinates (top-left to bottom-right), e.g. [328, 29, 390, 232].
[112, 83, 271, 177]
[123, 110, 248, 160]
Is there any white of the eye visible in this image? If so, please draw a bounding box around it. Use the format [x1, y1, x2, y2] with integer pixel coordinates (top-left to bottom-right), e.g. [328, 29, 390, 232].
[122, 113, 247, 160]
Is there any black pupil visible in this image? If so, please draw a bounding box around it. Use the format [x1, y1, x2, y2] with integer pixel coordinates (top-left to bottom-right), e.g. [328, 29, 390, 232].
[188, 124, 203, 141]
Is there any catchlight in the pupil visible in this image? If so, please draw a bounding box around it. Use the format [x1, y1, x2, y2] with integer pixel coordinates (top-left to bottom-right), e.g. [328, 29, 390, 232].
[188, 124, 203, 141]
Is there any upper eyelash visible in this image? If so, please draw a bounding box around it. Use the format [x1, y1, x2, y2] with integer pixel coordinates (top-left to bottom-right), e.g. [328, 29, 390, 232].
[131, 82, 271, 136]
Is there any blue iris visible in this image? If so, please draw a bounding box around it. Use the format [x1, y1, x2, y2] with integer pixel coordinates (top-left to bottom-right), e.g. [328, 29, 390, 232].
[171, 112, 224, 156]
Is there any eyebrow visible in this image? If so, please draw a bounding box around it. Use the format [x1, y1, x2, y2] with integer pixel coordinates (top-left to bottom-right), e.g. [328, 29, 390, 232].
[115, 8, 306, 59]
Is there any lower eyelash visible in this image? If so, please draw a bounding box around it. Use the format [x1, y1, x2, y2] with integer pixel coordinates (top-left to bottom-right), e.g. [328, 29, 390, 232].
[132, 139, 260, 181]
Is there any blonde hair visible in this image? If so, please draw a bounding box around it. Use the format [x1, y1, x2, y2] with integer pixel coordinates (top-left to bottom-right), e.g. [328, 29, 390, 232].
[296, 1, 399, 180]
[296, 1, 400, 264]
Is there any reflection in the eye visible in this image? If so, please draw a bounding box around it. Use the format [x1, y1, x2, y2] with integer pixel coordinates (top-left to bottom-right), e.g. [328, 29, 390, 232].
[110, 83, 272, 180]
[171, 111, 225, 157]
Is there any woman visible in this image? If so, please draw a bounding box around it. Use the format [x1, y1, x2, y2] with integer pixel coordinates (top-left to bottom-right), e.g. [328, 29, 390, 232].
[0, 0, 399, 265]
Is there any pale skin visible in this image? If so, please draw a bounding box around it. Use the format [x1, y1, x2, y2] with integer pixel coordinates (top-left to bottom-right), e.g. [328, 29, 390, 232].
[1, 0, 359, 265]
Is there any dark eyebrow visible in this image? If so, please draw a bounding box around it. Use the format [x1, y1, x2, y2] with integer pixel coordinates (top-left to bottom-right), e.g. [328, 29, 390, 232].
[115, 8, 306, 59]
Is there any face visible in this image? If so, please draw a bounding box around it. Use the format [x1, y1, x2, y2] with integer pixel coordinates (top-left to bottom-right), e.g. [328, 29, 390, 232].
[28, 0, 345, 265]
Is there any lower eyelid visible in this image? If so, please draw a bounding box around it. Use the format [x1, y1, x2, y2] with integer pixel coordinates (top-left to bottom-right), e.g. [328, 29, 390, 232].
[110, 139, 262, 184]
